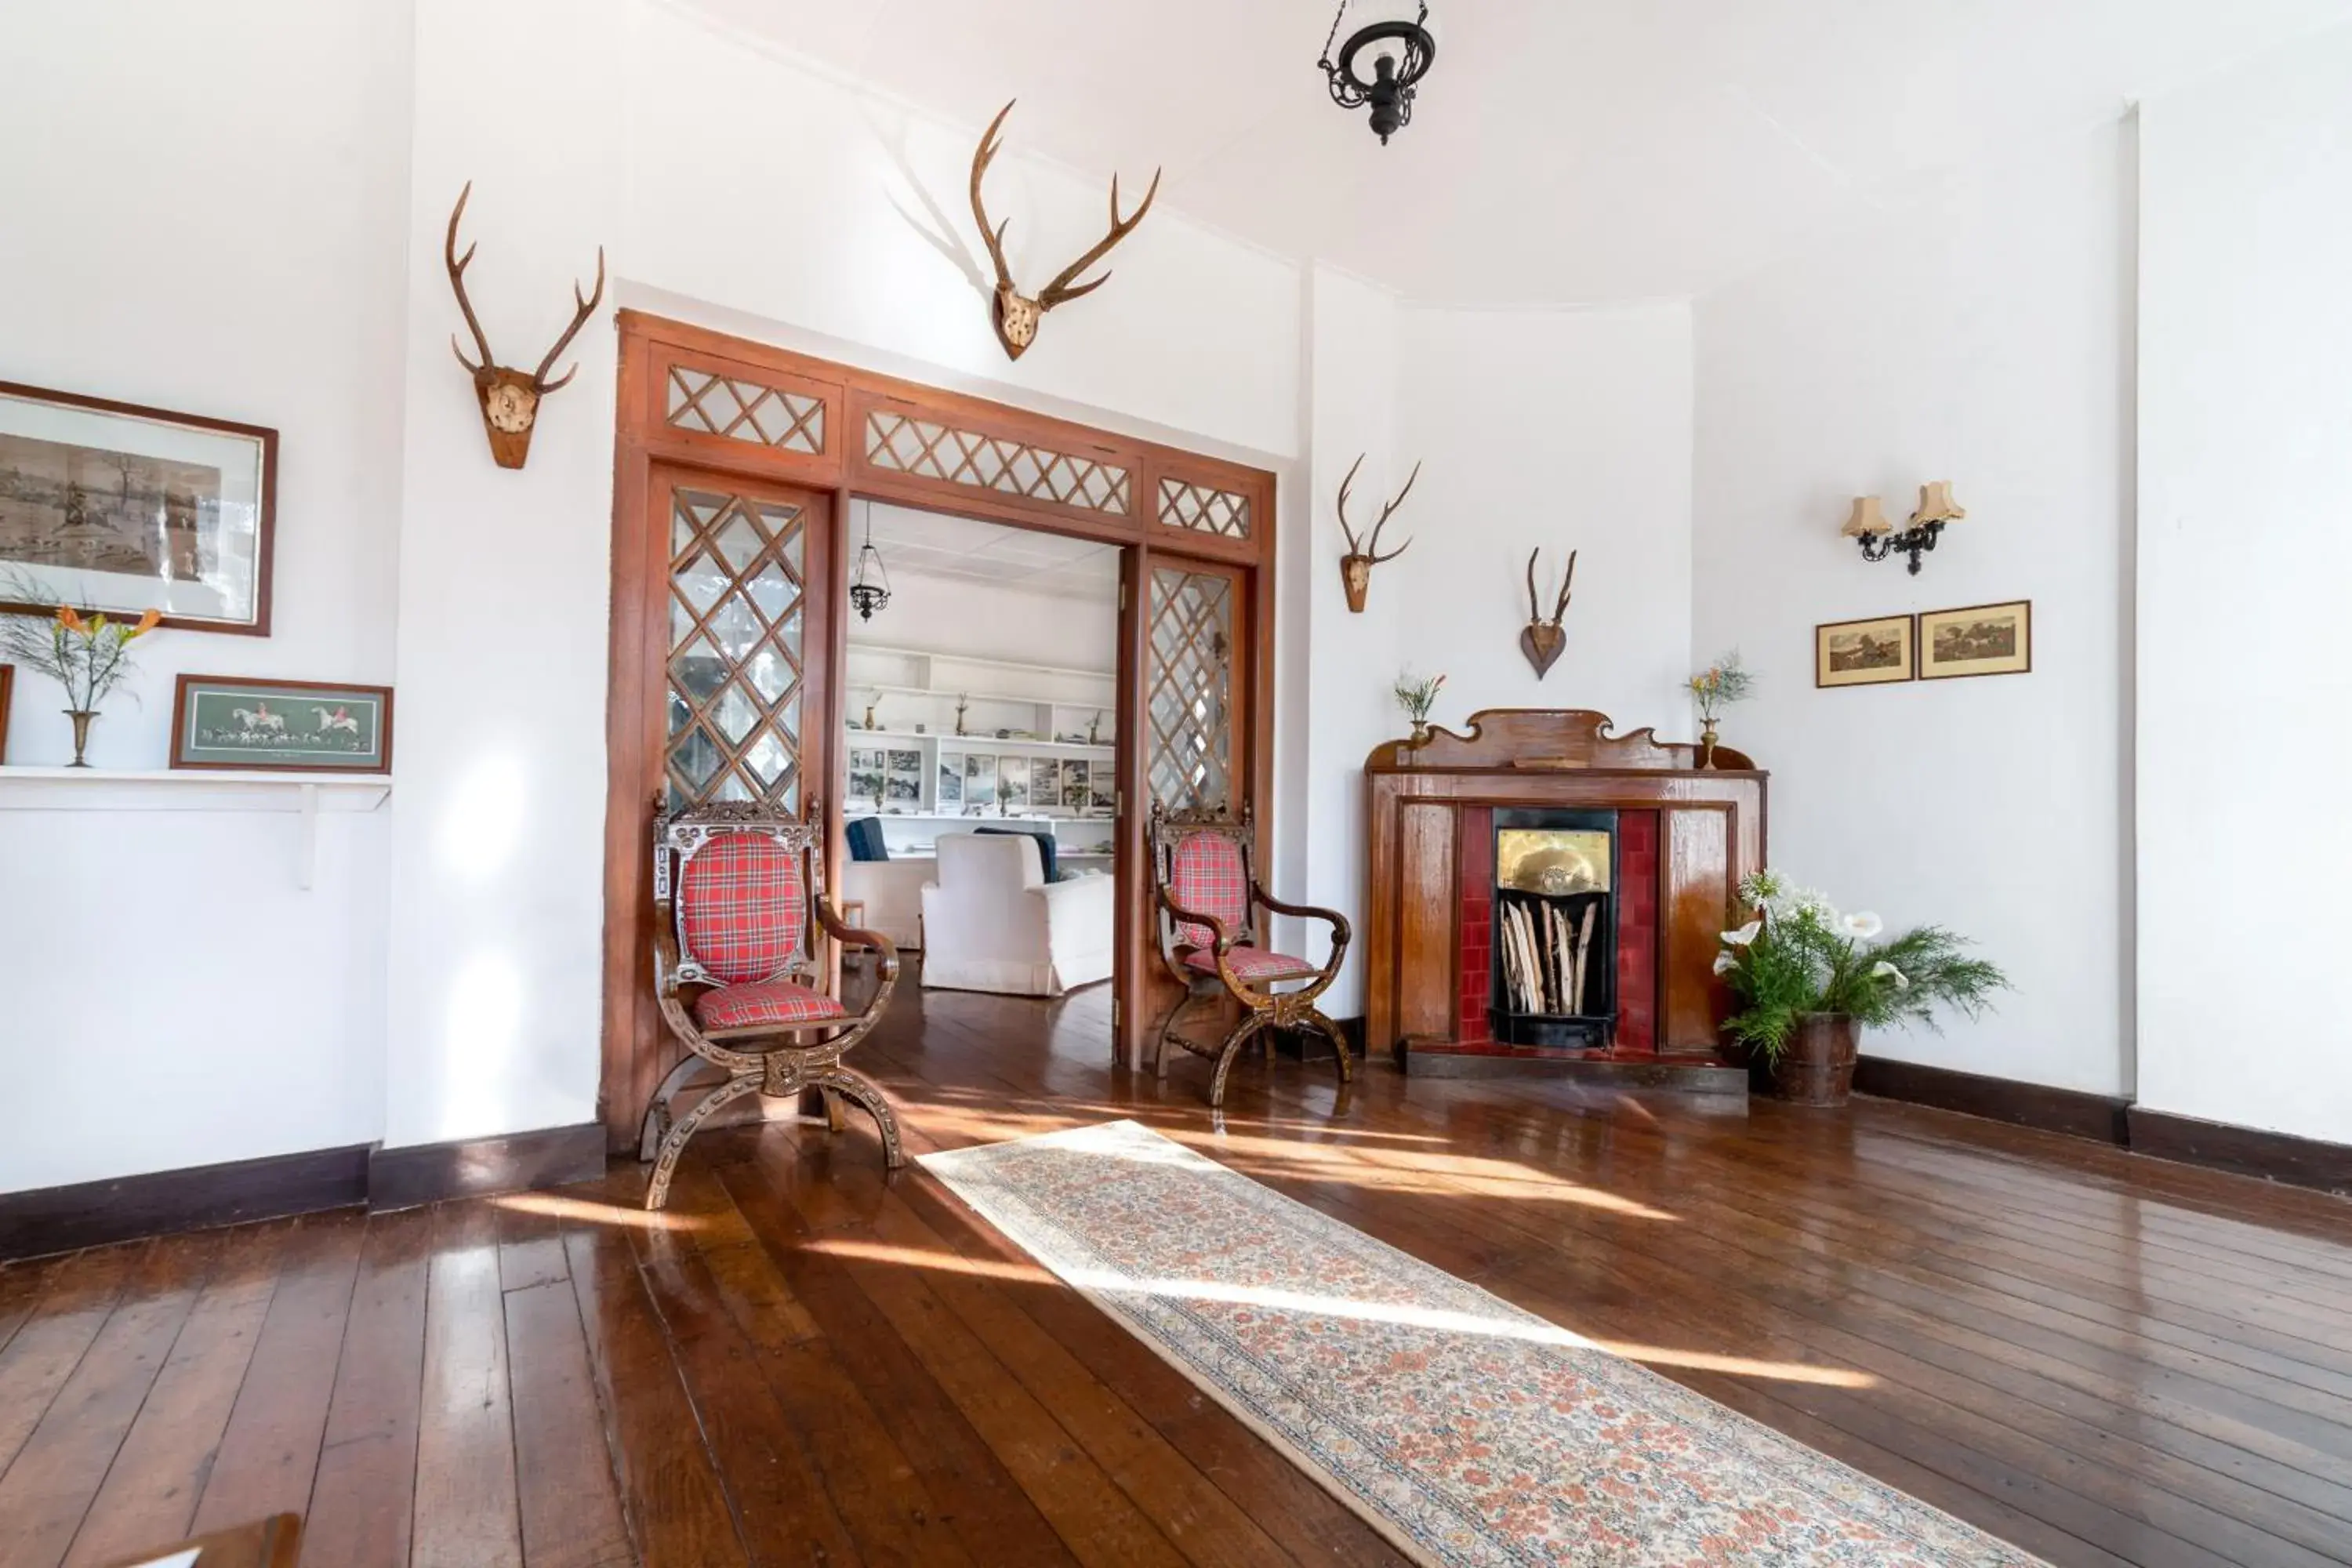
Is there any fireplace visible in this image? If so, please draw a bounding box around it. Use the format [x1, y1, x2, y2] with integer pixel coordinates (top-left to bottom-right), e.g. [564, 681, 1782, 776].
[1488, 809, 1618, 1047]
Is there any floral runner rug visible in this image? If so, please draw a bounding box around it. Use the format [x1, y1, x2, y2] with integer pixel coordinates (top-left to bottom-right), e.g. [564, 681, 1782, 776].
[920, 1120, 2045, 1567]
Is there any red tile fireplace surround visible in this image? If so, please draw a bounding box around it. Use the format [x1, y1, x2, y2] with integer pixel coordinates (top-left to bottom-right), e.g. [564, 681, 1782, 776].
[1361, 710, 1767, 1084]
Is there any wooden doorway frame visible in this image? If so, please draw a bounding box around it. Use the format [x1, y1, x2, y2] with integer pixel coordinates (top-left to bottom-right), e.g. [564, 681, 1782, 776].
[601, 310, 1279, 1148]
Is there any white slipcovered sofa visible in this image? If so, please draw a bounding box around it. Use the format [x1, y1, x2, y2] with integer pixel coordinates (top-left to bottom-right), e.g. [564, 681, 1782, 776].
[919, 833, 1113, 996]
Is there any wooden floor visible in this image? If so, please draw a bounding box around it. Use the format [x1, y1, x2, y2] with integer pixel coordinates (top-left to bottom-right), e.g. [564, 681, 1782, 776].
[5, 985, 2352, 1566]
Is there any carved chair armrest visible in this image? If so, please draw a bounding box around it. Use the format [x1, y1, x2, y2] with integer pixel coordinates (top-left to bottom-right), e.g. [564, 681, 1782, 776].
[1156, 884, 1235, 951]
[1252, 885, 1352, 947]
[815, 897, 902, 985]
[652, 915, 685, 998]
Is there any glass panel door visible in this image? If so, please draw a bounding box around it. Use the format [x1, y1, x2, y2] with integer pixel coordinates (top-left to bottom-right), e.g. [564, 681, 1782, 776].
[1145, 562, 1240, 813]
[662, 483, 826, 811]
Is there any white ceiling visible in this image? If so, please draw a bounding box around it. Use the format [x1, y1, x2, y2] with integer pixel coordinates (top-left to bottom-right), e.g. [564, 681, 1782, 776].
[853, 499, 1120, 594]
[677, 0, 2352, 303]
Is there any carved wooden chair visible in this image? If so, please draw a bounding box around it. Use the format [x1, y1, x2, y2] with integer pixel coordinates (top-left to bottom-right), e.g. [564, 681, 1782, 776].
[640, 802, 902, 1209]
[1149, 802, 1352, 1106]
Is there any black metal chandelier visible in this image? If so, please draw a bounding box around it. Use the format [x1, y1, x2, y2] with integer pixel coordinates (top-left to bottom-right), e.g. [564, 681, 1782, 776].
[1318, 1, 1436, 145]
[848, 511, 891, 621]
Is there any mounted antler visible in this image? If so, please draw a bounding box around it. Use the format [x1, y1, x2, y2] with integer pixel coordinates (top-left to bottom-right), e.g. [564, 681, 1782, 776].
[1519, 546, 1578, 678]
[969, 100, 1160, 361]
[445, 181, 606, 469]
[1335, 453, 1421, 613]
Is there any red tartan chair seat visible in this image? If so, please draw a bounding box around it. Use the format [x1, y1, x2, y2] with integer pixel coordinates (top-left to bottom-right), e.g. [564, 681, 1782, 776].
[693, 978, 850, 1032]
[1182, 946, 1320, 982]
[640, 803, 904, 1210]
[1149, 803, 1352, 1107]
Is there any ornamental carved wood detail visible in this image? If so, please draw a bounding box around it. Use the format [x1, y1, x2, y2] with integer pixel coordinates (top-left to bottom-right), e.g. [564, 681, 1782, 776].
[444, 182, 605, 470]
[1367, 709, 1758, 774]
[968, 100, 1160, 361]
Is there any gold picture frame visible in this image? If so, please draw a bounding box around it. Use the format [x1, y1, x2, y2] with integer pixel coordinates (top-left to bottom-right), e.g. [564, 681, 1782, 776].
[1919, 600, 2031, 680]
[1815, 614, 1914, 688]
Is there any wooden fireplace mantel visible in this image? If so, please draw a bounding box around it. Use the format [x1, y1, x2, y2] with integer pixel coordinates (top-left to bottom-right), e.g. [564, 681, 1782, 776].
[1363, 709, 1766, 1069]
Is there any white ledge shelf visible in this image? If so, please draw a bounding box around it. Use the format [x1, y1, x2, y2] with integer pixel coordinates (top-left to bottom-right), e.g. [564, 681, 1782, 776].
[0, 769, 391, 890]
[0, 767, 391, 812]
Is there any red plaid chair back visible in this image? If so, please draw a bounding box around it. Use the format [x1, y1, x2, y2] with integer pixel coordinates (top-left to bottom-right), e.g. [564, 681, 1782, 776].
[1167, 829, 1250, 949]
[677, 832, 808, 985]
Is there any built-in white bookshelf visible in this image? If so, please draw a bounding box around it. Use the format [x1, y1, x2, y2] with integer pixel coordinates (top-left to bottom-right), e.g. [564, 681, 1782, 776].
[841, 644, 1118, 864]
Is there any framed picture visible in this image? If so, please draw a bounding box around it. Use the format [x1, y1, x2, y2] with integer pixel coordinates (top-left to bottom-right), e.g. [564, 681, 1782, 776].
[846, 746, 884, 807]
[0, 381, 276, 635]
[1815, 614, 1915, 688]
[1920, 599, 2031, 680]
[169, 676, 391, 771]
[1090, 772, 1117, 815]
[1062, 757, 1090, 811]
[964, 753, 997, 809]
[1031, 757, 1062, 812]
[884, 748, 922, 808]
[999, 754, 1032, 810]
[0, 663, 12, 764]
[936, 758, 963, 807]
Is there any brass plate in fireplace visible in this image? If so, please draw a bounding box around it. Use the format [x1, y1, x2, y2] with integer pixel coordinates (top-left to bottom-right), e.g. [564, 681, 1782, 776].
[1496, 829, 1611, 895]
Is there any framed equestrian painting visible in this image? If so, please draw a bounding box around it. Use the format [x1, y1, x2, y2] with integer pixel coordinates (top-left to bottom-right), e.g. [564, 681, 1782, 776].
[169, 675, 393, 771]
[0, 380, 277, 636]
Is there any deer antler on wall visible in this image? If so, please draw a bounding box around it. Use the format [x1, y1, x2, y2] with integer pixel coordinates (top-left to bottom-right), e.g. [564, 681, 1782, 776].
[1519, 546, 1577, 677]
[969, 100, 1160, 361]
[1335, 453, 1420, 613]
[445, 182, 606, 470]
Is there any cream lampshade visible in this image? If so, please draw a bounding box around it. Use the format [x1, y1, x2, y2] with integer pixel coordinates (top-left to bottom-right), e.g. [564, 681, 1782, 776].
[1841, 496, 1893, 537]
[1911, 481, 1965, 527]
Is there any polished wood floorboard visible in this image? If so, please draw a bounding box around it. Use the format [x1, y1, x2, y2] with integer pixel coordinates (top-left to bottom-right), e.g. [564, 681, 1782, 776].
[5, 982, 2351, 1566]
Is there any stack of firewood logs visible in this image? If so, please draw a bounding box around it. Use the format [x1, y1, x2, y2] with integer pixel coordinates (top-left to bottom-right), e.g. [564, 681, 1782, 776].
[1497, 895, 1597, 1017]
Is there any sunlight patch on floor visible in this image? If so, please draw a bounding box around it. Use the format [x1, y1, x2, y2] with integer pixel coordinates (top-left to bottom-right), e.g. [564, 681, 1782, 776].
[492, 1191, 709, 1232]
[1160, 1126, 1681, 1220]
[804, 1235, 1056, 1284]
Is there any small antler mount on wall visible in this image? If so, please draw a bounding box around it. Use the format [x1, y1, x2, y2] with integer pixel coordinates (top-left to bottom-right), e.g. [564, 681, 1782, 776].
[1519, 546, 1577, 678]
[969, 100, 1160, 361]
[1335, 453, 1419, 613]
[445, 182, 606, 470]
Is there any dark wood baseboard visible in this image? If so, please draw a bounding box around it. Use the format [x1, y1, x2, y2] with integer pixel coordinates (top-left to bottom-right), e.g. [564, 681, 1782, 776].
[1853, 1055, 2132, 1144]
[367, 1122, 608, 1212]
[1, 1121, 610, 1261]
[0, 1143, 370, 1261]
[2126, 1108, 2352, 1198]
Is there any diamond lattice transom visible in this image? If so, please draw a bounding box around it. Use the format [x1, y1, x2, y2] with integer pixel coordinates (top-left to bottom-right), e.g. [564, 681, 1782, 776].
[865, 412, 1132, 516]
[666, 488, 807, 810]
[1146, 567, 1234, 812]
[667, 368, 825, 454]
[1157, 478, 1250, 539]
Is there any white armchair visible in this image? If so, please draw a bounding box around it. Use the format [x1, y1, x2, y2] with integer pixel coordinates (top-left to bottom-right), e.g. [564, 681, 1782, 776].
[920, 833, 1113, 996]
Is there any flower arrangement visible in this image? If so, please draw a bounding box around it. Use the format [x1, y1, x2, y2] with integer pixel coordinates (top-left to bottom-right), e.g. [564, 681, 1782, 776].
[0, 570, 163, 764]
[1686, 649, 1755, 724]
[1716, 869, 2008, 1061]
[1394, 669, 1446, 737]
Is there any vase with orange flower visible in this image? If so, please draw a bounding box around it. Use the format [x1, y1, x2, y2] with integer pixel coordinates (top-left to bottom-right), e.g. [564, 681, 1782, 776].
[0, 570, 163, 766]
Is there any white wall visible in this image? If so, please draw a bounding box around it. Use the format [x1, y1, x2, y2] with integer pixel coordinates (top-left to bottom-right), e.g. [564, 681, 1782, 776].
[1397, 304, 1696, 739]
[0, 0, 412, 1189]
[1690, 122, 2135, 1096]
[2137, 31, 2352, 1145]
[846, 572, 1117, 676]
[376, 0, 1310, 1147]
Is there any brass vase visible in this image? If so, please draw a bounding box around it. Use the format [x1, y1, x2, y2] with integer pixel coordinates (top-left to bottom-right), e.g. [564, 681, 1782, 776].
[1699, 717, 1720, 769]
[1409, 717, 1432, 746]
[66, 710, 97, 768]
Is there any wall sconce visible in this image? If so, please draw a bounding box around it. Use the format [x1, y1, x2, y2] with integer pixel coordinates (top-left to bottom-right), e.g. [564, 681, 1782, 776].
[1843, 481, 1965, 575]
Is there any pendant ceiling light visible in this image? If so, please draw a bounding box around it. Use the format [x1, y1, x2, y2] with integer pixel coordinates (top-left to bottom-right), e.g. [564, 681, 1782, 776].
[1318, 0, 1436, 145]
[848, 511, 892, 622]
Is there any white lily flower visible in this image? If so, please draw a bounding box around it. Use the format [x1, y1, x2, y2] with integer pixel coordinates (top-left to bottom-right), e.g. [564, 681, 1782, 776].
[1841, 911, 1884, 940]
[1872, 960, 1908, 990]
[1713, 949, 1738, 976]
[1722, 919, 1762, 947]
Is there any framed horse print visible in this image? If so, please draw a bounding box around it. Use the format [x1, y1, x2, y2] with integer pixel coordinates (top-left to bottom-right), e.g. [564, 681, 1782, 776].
[169, 674, 393, 771]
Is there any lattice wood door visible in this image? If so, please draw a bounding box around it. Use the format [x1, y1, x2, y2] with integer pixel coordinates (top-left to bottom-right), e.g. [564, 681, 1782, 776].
[661, 480, 827, 812]
[1144, 560, 1245, 815]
